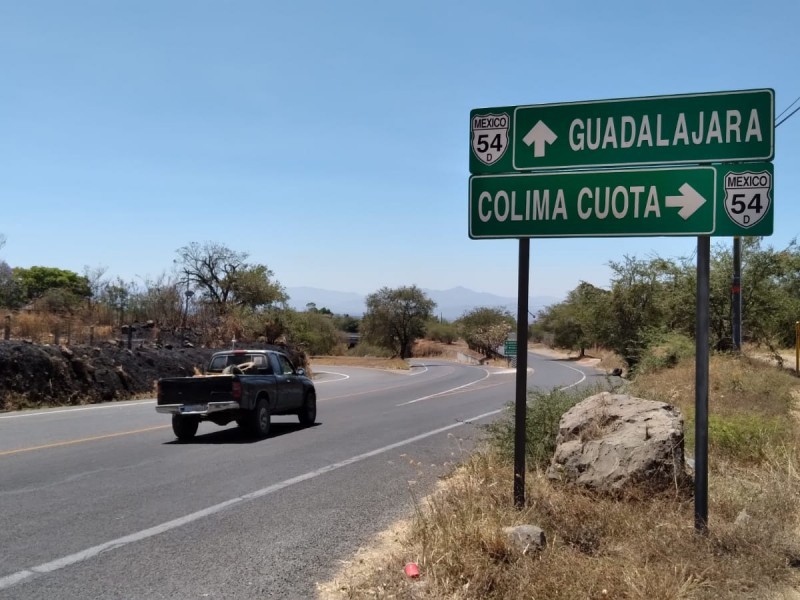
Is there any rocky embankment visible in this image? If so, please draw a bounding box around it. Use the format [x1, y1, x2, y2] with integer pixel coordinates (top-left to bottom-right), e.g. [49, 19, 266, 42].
[0, 340, 217, 410]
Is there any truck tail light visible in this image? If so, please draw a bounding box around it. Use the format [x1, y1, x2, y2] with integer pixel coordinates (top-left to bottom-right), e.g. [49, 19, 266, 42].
[156, 381, 161, 400]
[232, 381, 242, 400]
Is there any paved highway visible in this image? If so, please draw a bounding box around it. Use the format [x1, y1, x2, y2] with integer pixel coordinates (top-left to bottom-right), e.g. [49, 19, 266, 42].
[0, 351, 602, 599]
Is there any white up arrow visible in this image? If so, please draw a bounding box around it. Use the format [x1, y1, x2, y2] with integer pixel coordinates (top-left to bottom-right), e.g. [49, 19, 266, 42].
[665, 183, 707, 220]
[522, 120, 557, 158]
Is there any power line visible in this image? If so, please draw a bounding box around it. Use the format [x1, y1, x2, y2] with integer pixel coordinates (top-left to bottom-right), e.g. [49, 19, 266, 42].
[776, 104, 800, 128]
[776, 95, 800, 120]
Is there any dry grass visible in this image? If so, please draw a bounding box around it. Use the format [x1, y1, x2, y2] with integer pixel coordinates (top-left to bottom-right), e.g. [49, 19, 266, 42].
[4, 312, 116, 345]
[630, 354, 798, 463]
[322, 451, 800, 599]
[318, 353, 800, 600]
[745, 342, 800, 374]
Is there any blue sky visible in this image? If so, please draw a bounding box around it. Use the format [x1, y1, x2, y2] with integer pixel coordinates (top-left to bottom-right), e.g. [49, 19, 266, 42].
[1, 0, 798, 300]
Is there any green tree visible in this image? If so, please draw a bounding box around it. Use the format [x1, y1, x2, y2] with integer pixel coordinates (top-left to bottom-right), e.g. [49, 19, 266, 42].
[284, 310, 341, 355]
[605, 256, 679, 367]
[13, 266, 91, 304]
[231, 264, 287, 309]
[426, 319, 458, 344]
[534, 282, 612, 357]
[458, 307, 515, 358]
[175, 242, 286, 311]
[333, 314, 360, 334]
[736, 238, 800, 348]
[362, 286, 435, 358]
[101, 278, 133, 326]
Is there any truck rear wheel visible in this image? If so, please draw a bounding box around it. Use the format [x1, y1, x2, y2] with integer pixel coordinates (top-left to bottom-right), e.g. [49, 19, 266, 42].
[247, 397, 271, 438]
[298, 391, 316, 427]
[172, 414, 199, 441]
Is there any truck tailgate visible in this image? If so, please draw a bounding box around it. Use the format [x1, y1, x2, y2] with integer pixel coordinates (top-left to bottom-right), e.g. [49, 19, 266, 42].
[157, 375, 236, 406]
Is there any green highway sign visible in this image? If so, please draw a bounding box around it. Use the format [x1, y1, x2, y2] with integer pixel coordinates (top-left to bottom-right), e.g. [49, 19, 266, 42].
[469, 163, 773, 239]
[470, 89, 774, 174]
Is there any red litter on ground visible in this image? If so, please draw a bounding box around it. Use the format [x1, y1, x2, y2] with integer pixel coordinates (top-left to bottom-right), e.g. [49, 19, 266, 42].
[404, 562, 420, 578]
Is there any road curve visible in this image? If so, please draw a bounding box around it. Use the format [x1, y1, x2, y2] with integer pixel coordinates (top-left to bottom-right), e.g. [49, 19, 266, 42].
[0, 352, 601, 599]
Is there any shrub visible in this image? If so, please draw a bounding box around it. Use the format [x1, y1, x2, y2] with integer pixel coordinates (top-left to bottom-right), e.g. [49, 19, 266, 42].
[426, 321, 457, 344]
[636, 331, 696, 374]
[485, 386, 599, 468]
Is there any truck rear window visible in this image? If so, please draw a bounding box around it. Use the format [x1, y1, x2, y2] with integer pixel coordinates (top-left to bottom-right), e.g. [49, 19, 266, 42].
[207, 354, 269, 373]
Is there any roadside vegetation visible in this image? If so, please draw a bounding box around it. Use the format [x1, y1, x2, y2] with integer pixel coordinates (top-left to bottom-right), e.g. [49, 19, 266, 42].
[0, 234, 527, 367]
[321, 344, 800, 599]
[531, 238, 800, 369]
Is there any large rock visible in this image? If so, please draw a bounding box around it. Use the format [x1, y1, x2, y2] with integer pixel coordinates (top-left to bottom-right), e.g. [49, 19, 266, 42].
[547, 392, 689, 493]
[502, 525, 546, 553]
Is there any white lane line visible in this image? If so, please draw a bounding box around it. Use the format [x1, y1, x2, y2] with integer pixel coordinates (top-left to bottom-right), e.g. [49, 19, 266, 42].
[0, 400, 156, 420]
[397, 368, 492, 406]
[311, 370, 350, 383]
[554, 362, 588, 391]
[0, 407, 504, 593]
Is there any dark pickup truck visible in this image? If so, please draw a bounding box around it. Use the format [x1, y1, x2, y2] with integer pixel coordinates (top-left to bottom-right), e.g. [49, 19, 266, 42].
[156, 349, 316, 440]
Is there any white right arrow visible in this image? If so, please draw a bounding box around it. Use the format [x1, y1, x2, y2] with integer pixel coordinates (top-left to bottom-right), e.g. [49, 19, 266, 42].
[665, 183, 707, 220]
[522, 120, 557, 158]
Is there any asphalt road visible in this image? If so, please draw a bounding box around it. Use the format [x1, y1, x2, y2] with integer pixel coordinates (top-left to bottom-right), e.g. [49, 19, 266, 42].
[0, 351, 603, 599]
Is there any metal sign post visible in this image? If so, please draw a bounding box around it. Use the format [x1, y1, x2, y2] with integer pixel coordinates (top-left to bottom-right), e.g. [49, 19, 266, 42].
[732, 237, 742, 351]
[695, 236, 711, 532]
[514, 239, 530, 508]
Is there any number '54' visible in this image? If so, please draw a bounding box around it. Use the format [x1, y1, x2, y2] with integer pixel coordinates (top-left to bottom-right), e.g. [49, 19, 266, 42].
[729, 193, 763, 214]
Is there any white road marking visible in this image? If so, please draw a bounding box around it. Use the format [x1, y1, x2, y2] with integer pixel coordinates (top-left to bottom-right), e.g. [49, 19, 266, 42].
[0, 400, 156, 420]
[311, 370, 350, 383]
[397, 368, 492, 406]
[0, 408, 504, 593]
[554, 362, 588, 390]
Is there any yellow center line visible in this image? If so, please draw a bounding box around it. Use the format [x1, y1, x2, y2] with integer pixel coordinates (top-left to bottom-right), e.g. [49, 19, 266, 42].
[0, 425, 171, 457]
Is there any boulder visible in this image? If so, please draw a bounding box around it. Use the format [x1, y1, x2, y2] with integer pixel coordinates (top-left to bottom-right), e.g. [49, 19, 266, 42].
[502, 525, 546, 553]
[547, 392, 689, 493]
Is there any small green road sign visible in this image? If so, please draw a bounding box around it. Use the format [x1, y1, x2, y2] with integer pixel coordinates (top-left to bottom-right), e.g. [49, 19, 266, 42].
[469, 89, 774, 174]
[504, 340, 518, 355]
[469, 163, 772, 239]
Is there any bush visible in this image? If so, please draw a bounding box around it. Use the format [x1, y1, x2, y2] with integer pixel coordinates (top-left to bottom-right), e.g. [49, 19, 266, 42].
[426, 321, 457, 344]
[485, 386, 599, 468]
[636, 331, 695, 374]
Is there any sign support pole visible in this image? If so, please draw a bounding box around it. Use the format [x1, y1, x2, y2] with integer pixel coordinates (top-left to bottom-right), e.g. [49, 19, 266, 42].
[514, 238, 530, 508]
[695, 236, 710, 532]
[732, 237, 742, 351]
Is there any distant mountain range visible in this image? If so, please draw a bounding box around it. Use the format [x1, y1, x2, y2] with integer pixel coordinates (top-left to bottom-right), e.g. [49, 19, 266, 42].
[285, 286, 560, 321]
